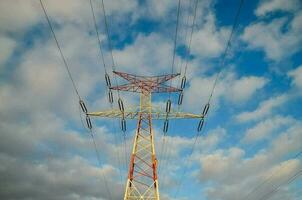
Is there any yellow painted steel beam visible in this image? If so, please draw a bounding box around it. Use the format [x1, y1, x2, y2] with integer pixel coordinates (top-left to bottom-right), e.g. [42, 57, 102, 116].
[87, 108, 204, 120]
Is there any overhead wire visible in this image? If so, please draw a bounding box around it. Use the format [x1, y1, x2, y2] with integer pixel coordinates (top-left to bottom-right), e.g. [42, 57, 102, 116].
[159, 0, 196, 189]
[176, 0, 194, 95]
[168, 0, 182, 100]
[173, 113, 210, 198]
[258, 168, 302, 200]
[243, 150, 302, 200]
[173, 0, 245, 197]
[89, 0, 107, 73]
[78, 107, 113, 200]
[98, 0, 121, 99]
[88, 0, 124, 183]
[158, 0, 182, 180]
[175, 0, 199, 112]
[207, 0, 245, 105]
[39, 0, 113, 199]
[39, 0, 80, 100]
[96, 0, 129, 174]
[89, 128, 114, 200]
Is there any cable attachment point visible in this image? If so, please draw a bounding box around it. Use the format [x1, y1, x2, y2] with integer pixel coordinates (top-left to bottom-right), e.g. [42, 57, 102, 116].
[180, 76, 187, 89]
[178, 91, 184, 105]
[108, 89, 113, 103]
[163, 119, 169, 133]
[79, 100, 88, 114]
[202, 103, 210, 116]
[166, 100, 172, 113]
[86, 115, 92, 129]
[121, 118, 126, 132]
[197, 118, 204, 132]
[105, 73, 111, 87]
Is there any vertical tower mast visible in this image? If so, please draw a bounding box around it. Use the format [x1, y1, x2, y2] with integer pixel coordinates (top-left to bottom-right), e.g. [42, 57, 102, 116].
[87, 71, 204, 200]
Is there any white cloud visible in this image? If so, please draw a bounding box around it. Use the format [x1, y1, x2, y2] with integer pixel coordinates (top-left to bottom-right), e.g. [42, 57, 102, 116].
[113, 33, 174, 74]
[226, 76, 268, 103]
[242, 14, 302, 61]
[288, 65, 302, 89]
[242, 115, 295, 143]
[255, 0, 301, 16]
[184, 71, 268, 112]
[0, 0, 40, 32]
[191, 13, 230, 58]
[194, 120, 302, 200]
[0, 153, 123, 200]
[0, 36, 16, 66]
[236, 94, 289, 123]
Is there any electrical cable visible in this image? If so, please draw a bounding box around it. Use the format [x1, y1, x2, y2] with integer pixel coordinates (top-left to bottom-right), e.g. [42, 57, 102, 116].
[158, 0, 182, 179]
[89, 128, 114, 200]
[96, 0, 129, 174]
[207, 0, 244, 105]
[258, 169, 302, 200]
[40, 1, 114, 199]
[88, 0, 124, 183]
[244, 150, 302, 200]
[168, 0, 182, 100]
[98, 0, 122, 99]
[173, 0, 245, 197]
[160, 0, 198, 186]
[89, 0, 107, 73]
[176, 0, 194, 95]
[173, 114, 209, 198]
[39, 0, 80, 100]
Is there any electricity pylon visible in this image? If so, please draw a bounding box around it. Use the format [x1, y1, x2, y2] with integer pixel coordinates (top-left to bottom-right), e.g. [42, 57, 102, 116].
[87, 71, 203, 200]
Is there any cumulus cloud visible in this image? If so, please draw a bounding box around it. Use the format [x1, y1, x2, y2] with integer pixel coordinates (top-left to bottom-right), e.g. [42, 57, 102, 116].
[288, 65, 302, 89]
[191, 13, 230, 58]
[1, 0, 301, 199]
[0, 36, 16, 66]
[113, 33, 174, 74]
[236, 94, 289, 123]
[241, 15, 302, 61]
[242, 115, 295, 143]
[184, 71, 268, 112]
[194, 120, 302, 200]
[242, 0, 302, 62]
[255, 0, 301, 16]
[0, 153, 123, 200]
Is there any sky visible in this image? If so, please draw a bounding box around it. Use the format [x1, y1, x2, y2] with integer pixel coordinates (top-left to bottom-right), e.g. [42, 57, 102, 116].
[0, 0, 302, 200]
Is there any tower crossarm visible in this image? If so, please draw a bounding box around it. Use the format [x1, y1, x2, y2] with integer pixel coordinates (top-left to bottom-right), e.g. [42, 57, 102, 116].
[110, 71, 182, 93]
[87, 109, 204, 120]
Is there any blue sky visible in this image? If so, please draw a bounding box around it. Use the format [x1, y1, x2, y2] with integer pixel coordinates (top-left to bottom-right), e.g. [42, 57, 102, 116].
[0, 0, 302, 200]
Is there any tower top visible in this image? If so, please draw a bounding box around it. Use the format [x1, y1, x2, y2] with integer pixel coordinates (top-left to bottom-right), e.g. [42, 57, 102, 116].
[110, 71, 182, 94]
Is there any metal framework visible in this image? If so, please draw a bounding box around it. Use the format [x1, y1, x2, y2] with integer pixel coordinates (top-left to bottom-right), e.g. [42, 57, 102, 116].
[88, 71, 203, 200]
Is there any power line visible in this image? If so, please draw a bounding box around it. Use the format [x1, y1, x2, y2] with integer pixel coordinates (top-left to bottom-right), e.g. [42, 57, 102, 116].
[163, 5, 200, 183]
[100, 0, 115, 69]
[176, 0, 194, 98]
[39, 0, 80, 100]
[168, 0, 182, 99]
[88, 0, 125, 183]
[162, 0, 199, 180]
[89, 0, 107, 73]
[244, 150, 302, 200]
[158, 0, 182, 182]
[183, 0, 199, 76]
[78, 108, 113, 200]
[173, 114, 209, 198]
[89, 128, 114, 200]
[40, 1, 114, 199]
[207, 0, 245, 104]
[173, 0, 245, 197]
[258, 169, 302, 200]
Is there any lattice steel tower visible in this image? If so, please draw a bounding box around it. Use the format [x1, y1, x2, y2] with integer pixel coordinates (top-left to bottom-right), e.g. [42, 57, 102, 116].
[87, 71, 203, 200]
